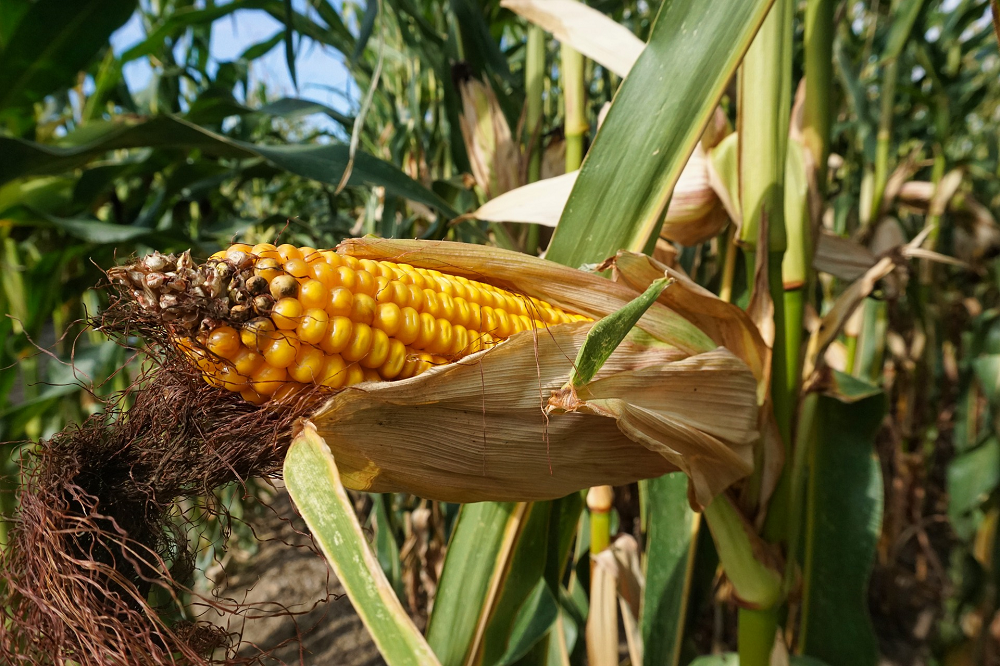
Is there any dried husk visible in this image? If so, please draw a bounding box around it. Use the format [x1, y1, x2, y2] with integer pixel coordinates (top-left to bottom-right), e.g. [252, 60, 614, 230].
[456, 75, 520, 198]
[659, 143, 729, 246]
[321, 239, 760, 508]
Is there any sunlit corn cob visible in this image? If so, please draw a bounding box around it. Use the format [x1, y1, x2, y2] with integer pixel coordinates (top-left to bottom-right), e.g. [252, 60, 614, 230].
[115, 243, 590, 405]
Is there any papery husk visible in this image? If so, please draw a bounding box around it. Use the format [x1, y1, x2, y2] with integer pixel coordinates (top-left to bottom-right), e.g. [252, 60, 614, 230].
[659, 143, 729, 246]
[456, 75, 520, 198]
[318, 239, 761, 509]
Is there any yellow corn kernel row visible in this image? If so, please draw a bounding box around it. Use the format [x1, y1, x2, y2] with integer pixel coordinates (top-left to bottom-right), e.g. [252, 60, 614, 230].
[194, 243, 590, 404]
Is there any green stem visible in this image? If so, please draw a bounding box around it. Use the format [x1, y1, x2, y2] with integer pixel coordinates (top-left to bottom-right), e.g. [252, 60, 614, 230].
[869, 58, 898, 224]
[738, 607, 780, 666]
[783, 392, 819, 594]
[703, 494, 782, 610]
[525, 25, 545, 184]
[803, 0, 835, 190]
[561, 43, 586, 172]
[525, 26, 545, 256]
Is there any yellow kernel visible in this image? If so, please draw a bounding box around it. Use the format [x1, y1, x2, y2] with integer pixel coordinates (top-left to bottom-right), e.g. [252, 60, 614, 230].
[320, 316, 353, 354]
[438, 293, 456, 322]
[272, 297, 303, 330]
[229, 243, 253, 254]
[277, 244, 302, 262]
[206, 326, 241, 359]
[263, 333, 299, 368]
[241, 318, 276, 351]
[255, 257, 283, 282]
[321, 250, 341, 266]
[375, 275, 391, 300]
[422, 289, 441, 318]
[312, 261, 338, 288]
[299, 279, 328, 309]
[283, 258, 311, 280]
[405, 284, 424, 310]
[333, 265, 358, 291]
[351, 293, 377, 326]
[303, 248, 324, 264]
[342, 323, 374, 362]
[451, 325, 470, 356]
[210, 250, 227, 261]
[251, 243, 277, 257]
[252, 364, 287, 396]
[377, 262, 397, 279]
[344, 363, 366, 386]
[373, 302, 402, 336]
[240, 387, 268, 405]
[297, 308, 330, 345]
[328, 287, 354, 318]
[319, 354, 348, 388]
[355, 269, 377, 297]
[407, 271, 427, 289]
[273, 383, 308, 402]
[398, 353, 419, 379]
[453, 298, 472, 329]
[233, 348, 264, 376]
[435, 276, 455, 296]
[359, 259, 380, 276]
[290, 346, 327, 383]
[341, 255, 360, 269]
[414, 312, 437, 350]
[494, 309, 513, 338]
[467, 302, 482, 330]
[429, 319, 454, 355]
[361, 328, 391, 368]
[362, 368, 382, 383]
[396, 307, 420, 346]
[451, 281, 469, 301]
[379, 339, 407, 380]
[481, 306, 498, 335]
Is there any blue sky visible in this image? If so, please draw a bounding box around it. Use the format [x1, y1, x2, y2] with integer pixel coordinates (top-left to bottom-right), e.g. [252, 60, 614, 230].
[109, 1, 356, 119]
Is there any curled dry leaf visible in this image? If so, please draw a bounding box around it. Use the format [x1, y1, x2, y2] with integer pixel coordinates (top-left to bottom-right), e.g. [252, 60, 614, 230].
[501, 0, 644, 79]
[456, 75, 520, 198]
[323, 238, 760, 509]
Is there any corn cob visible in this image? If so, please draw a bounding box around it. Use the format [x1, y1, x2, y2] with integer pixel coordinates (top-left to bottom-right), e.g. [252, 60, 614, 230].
[114, 243, 591, 404]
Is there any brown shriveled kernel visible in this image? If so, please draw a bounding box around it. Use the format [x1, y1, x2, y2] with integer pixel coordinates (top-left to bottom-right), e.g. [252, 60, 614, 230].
[269, 275, 299, 299]
[246, 275, 268, 295]
[252, 294, 274, 314]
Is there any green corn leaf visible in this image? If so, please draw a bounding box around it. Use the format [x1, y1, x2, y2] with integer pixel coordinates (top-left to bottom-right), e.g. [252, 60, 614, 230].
[800, 389, 885, 666]
[641, 473, 697, 666]
[569, 277, 671, 388]
[0, 116, 457, 217]
[0, 0, 136, 114]
[425, 501, 521, 665]
[283, 423, 442, 666]
[545, 0, 776, 266]
[497, 579, 560, 666]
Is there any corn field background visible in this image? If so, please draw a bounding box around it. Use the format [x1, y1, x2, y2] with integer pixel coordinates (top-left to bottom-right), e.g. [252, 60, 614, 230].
[1, 0, 1000, 664]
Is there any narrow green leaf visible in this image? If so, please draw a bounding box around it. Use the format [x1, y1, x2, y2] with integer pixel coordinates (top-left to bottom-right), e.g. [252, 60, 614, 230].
[545, 0, 775, 267]
[641, 473, 697, 666]
[352, 0, 380, 62]
[426, 501, 520, 665]
[569, 277, 671, 388]
[0, 116, 456, 217]
[800, 391, 885, 666]
[881, 0, 925, 63]
[947, 437, 999, 540]
[0, 0, 136, 113]
[284, 423, 442, 666]
[283, 0, 298, 89]
[497, 579, 560, 666]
